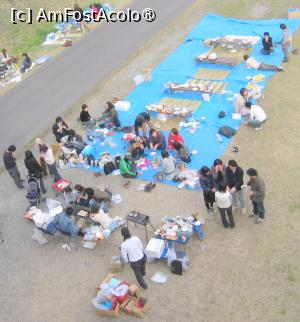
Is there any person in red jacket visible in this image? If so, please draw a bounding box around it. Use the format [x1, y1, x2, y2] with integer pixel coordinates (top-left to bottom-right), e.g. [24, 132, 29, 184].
[167, 128, 184, 149]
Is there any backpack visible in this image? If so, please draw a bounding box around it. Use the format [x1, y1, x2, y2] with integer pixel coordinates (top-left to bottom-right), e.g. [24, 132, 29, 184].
[171, 260, 183, 275]
[104, 161, 116, 175]
[218, 111, 226, 118]
[218, 126, 236, 138]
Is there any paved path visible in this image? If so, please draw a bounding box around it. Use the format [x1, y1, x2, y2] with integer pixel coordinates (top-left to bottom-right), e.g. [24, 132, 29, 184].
[0, 0, 195, 154]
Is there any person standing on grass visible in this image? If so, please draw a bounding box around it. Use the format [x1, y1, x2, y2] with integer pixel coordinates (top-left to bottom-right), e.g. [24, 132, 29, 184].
[280, 23, 292, 62]
[245, 168, 266, 224]
[215, 183, 235, 228]
[199, 166, 215, 215]
[3, 145, 24, 189]
[120, 227, 148, 289]
[226, 160, 246, 214]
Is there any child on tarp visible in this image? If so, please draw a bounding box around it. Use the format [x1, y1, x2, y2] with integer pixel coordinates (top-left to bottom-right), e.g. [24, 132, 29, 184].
[215, 183, 235, 228]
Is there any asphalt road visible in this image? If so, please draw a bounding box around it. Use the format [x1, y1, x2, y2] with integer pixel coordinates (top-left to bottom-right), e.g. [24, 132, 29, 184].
[0, 0, 195, 155]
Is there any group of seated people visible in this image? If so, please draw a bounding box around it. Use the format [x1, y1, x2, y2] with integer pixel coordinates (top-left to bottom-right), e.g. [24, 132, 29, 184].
[0, 48, 32, 74]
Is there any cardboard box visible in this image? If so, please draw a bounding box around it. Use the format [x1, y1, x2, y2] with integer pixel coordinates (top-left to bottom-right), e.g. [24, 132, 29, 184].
[110, 256, 124, 273]
[131, 297, 150, 318]
[144, 238, 165, 258]
[120, 296, 134, 315]
[94, 302, 120, 318]
[128, 284, 140, 298]
[289, 9, 300, 19]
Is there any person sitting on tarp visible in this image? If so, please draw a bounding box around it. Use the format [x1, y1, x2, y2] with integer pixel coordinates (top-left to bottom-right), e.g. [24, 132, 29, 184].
[20, 53, 32, 73]
[167, 128, 184, 149]
[100, 101, 121, 127]
[173, 141, 191, 163]
[155, 150, 177, 181]
[244, 102, 267, 130]
[261, 32, 274, 55]
[134, 112, 150, 137]
[52, 116, 70, 143]
[52, 207, 83, 237]
[234, 88, 251, 116]
[243, 55, 284, 72]
[149, 128, 166, 151]
[119, 153, 138, 178]
[128, 137, 145, 161]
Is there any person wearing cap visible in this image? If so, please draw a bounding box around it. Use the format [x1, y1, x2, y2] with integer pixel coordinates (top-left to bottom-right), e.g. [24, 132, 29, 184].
[3, 145, 24, 189]
[261, 32, 273, 55]
[120, 227, 147, 289]
[280, 23, 292, 62]
[119, 154, 138, 178]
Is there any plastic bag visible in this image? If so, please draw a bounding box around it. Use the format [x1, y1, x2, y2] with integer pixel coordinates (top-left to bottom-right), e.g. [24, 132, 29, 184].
[32, 227, 48, 245]
[111, 194, 122, 204]
[46, 199, 63, 215]
[151, 272, 168, 284]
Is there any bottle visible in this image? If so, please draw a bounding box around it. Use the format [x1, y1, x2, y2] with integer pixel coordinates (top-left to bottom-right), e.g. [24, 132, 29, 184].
[216, 133, 223, 143]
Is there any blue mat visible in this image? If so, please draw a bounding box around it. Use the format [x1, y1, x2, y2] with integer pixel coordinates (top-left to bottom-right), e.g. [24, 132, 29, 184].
[81, 14, 300, 188]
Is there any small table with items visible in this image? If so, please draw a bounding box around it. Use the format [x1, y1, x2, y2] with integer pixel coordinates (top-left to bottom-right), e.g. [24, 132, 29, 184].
[51, 179, 72, 197]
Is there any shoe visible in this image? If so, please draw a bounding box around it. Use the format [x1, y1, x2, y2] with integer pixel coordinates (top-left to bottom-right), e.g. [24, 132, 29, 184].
[42, 189, 47, 194]
[140, 283, 148, 290]
[249, 213, 257, 217]
[283, 57, 288, 62]
[207, 208, 213, 216]
[241, 208, 247, 215]
[230, 223, 235, 228]
[223, 224, 229, 228]
[256, 218, 264, 224]
[254, 126, 263, 131]
[212, 207, 217, 213]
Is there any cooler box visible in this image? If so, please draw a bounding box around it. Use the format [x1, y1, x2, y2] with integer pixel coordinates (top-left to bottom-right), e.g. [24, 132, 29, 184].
[144, 238, 165, 258]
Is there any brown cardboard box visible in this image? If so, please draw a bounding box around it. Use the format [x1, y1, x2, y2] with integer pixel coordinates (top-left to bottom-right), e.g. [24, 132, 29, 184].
[110, 256, 124, 273]
[289, 9, 300, 19]
[131, 297, 150, 318]
[128, 284, 140, 298]
[120, 296, 133, 314]
[94, 302, 120, 318]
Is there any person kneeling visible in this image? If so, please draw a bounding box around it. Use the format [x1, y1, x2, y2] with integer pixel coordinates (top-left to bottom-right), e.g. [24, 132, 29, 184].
[244, 102, 267, 130]
[119, 153, 138, 178]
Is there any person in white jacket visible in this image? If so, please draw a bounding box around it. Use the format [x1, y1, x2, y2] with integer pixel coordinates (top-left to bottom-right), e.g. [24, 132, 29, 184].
[39, 144, 61, 182]
[215, 183, 235, 228]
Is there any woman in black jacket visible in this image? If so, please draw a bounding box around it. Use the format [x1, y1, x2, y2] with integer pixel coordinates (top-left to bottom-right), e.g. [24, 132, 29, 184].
[24, 150, 47, 193]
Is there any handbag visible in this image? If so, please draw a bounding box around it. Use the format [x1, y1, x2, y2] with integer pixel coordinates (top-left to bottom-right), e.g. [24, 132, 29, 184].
[218, 126, 236, 138]
[104, 161, 116, 175]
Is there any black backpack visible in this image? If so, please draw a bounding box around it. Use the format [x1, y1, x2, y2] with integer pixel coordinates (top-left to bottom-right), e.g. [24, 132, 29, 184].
[171, 260, 183, 275]
[218, 126, 236, 138]
[103, 161, 116, 175]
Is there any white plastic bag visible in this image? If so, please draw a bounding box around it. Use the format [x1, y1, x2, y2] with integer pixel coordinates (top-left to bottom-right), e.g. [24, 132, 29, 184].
[151, 272, 168, 284]
[111, 194, 122, 204]
[46, 199, 63, 215]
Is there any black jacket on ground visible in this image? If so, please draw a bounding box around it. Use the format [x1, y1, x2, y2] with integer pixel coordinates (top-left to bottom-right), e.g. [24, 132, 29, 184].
[226, 166, 244, 191]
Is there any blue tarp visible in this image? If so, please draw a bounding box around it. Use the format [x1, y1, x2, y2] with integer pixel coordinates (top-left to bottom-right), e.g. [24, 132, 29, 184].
[82, 14, 300, 187]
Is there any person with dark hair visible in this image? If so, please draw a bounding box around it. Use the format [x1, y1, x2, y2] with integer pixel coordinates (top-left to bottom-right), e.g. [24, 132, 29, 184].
[134, 112, 150, 137]
[119, 154, 138, 178]
[24, 150, 47, 193]
[79, 104, 96, 128]
[66, 129, 86, 154]
[211, 159, 227, 190]
[244, 102, 267, 130]
[149, 129, 166, 151]
[52, 116, 69, 143]
[173, 141, 191, 163]
[261, 32, 274, 55]
[199, 166, 215, 214]
[245, 168, 265, 224]
[156, 150, 177, 181]
[34, 138, 48, 177]
[215, 183, 235, 228]
[280, 23, 292, 62]
[128, 137, 145, 160]
[20, 53, 32, 73]
[226, 160, 246, 214]
[74, 3, 89, 33]
[39, 144, 61, 183]
[52, 207, 83, 237]
[167, 128, 184, 149]
[234, 87, 251, 116]
[90, 203, 117, 230]
[101, 101, 121, 127]
[3, 145, 24, 189]
[120, 227, 147, 289]
[243, 55, 284, 72]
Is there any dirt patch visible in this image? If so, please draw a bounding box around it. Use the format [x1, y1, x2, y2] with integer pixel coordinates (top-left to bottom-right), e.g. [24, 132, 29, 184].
[249, 3, 271, 18]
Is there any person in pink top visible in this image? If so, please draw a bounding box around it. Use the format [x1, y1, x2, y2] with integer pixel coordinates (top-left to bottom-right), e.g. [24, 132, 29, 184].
[167, 128, 184, 149]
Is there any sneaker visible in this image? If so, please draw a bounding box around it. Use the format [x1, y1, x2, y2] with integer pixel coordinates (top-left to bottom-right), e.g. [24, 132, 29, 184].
[254, 126, 263, 131]
[207, 208, 213, 215]
[241, 208, 247, 215]
[249, 213, 257, 217]
[256, 218, 264, 224]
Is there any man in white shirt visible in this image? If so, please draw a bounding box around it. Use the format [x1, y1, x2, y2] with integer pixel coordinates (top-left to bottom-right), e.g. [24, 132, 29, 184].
[120, 227, 147, 289]
[245, 102, 267, 130]
[280, 23, 292, 62]
[243, 55, 284, 72]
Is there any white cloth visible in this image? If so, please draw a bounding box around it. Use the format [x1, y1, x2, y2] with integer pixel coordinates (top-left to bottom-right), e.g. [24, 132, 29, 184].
[250, 105, 267, 122]
[90, 210, 113, 229]
[42, 147, 55, 165]
[246, 57, 260, 69]
[121, 236, 144, 263]
[215, 191, 232, 208]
